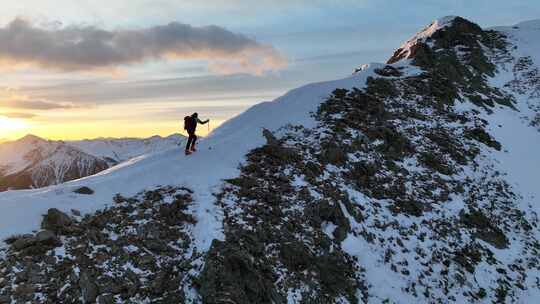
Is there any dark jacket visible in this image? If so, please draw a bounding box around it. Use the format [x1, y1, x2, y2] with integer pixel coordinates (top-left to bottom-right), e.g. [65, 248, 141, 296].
[186, 115, 208, 134]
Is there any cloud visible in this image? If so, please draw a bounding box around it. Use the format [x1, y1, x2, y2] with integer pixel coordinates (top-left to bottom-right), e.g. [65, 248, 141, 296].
[2, 99, 74, 110]
[0, 18, 287, 75]
[0, 112, 36, 119]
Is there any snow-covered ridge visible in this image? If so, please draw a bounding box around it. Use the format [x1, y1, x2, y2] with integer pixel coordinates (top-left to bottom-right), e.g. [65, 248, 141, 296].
[69, 133, 184, 164]
[0, 65, 380, 244]
[491, 19, 540, 68]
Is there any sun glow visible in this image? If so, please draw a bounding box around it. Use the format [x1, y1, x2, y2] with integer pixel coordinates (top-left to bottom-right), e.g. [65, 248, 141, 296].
[0, 116, 29, 138]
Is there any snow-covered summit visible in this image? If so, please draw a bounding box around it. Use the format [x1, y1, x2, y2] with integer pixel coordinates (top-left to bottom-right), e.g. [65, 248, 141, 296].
[387, 16, 477, 64]
[410, 15, 458, 40]
[17, 134, 46, 144]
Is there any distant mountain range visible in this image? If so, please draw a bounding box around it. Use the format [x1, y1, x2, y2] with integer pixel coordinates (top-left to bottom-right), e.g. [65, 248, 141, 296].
[0, 134, 184, 191]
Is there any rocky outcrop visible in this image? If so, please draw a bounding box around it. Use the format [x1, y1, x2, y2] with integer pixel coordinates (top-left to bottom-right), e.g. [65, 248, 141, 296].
[74, 186, 95, 195]
[0, 187, 198, 303]
[201, 16, 539, 303]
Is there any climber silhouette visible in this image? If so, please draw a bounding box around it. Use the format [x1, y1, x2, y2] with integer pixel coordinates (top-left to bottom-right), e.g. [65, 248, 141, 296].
[183, 113, 209, 155]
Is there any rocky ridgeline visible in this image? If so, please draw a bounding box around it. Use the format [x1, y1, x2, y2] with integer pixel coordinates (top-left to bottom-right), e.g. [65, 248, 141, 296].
[0, 187, 200, 303]
[199, 17, 540, 303]
[202, 128, 367, 303]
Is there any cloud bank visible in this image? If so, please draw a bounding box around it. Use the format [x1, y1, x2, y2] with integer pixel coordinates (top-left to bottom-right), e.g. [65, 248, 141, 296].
[0, 112, 36, 119]
[2, 98, 74, 110]
[0, 18, 287, 75]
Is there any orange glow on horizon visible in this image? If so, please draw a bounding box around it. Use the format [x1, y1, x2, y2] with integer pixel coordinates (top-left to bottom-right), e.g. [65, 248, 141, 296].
[0, 94, 239, 141]
[0, 118, 225, 141]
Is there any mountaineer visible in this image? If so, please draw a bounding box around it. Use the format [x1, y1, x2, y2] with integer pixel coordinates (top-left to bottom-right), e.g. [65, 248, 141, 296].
[183, 113, 209, 155]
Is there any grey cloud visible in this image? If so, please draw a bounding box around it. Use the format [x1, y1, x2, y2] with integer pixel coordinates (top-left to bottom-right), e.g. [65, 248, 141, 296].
[2, 99, 74, 110]
[0, 18, 287, 74]
[0, 112, 36, 119]
[23, 74, 298, 105]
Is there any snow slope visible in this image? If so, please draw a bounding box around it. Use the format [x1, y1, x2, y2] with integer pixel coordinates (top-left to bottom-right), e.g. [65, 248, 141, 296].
[0, 67, 380, 249]
[492, 19, 540, 67]
[488, 19, 540, 212]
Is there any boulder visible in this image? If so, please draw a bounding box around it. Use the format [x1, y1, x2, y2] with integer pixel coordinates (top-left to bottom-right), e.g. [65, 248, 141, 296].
[41, 208, 74, 234]
[12, 235, 36, 251]
[74, 186, 95, 195]
[262, 128, 279, 146]
[35, 230, 62, 247]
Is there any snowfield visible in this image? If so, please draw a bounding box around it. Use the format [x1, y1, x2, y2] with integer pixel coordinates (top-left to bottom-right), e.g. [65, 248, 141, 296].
[0, 65, 380, 250]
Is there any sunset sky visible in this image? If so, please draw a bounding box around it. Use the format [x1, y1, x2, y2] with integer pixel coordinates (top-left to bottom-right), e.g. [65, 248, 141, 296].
[0, 0, 539, 140]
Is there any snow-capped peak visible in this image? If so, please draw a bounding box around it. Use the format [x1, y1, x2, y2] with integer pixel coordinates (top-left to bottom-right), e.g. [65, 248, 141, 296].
[0, 134, 186, 190]
[387, 16, 462, 64]
[413, 15, 458, 39]
[17, 134, 46, 144]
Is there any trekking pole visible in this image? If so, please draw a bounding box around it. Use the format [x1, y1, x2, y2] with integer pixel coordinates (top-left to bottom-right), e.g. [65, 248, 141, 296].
[208, 120, 210, 134]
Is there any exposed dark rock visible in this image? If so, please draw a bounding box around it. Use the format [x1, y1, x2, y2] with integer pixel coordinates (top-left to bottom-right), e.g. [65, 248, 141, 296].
[199, 239, 278, 304]
[74, 186, 95, 195]
[461, 209, 509, 249]
[97, 294, 115, 304]
[389, 200, 424, 217]
[320, 143, 348, 165]
[464, 127, 502, 151]
[453, 244, 483, 273]
[374, 65, 403, 77]
[41, 208, 76, 235]
[11, 235, 36, 251]
[35, 230, 61, 247]
[0, 187, 197, 303]
[80, 271, 99, 303]
[279, 241, 313, 272]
